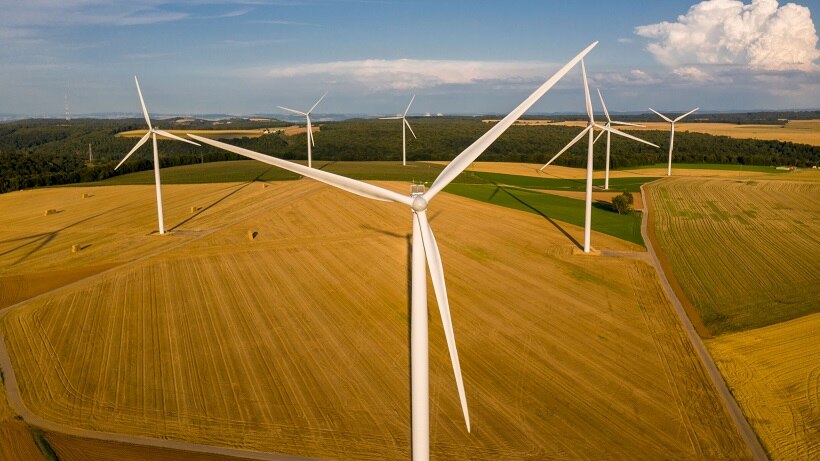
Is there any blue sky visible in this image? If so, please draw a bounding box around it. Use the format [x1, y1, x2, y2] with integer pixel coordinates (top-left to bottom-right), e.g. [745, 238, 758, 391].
[2, 0, 819, 117]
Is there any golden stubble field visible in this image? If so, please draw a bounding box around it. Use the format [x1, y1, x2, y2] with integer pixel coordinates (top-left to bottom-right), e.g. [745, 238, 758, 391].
[0, 179, 751, 459]
[707, 313, 820, 461]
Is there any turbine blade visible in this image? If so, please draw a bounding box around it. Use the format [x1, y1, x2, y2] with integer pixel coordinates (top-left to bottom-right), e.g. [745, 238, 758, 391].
[611, 120, 644, 127]
[307, 115, 315, 147]
[278, 106, 307, 116]
[404, 118, 417, 139]
[425, 41, 598, 199]
[134, 76, 152, 130]
[593, 127, 606, 144]
[403, 94, 416, 117]
[116, 131, 151, 170]
[307, 92, 327, 114]
[187, 134, 413, 206]
[674, 107, 699, 122]
[597, 88, 611, 122]
[416, 211, 470, 432]
[594, 123, 658, 148]
[539, 126, 591, 170]
[581, 59, 593, 124]
[649, 108, 673, 123]
[379, 116, 402, 120]
[154, 129, 200, 146]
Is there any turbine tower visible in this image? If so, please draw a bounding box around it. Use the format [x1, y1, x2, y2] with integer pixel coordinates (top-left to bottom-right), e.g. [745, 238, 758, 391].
[649, 107, 699, 176]
[380, 95, 417, 166]
[539, 60, 653, 253]
[116, 76, 200, 235]
[593, 89, 656, 190]
[189, 41, 598, 461]
[64, 92, 71, 121]
[278, 93, 327, 168]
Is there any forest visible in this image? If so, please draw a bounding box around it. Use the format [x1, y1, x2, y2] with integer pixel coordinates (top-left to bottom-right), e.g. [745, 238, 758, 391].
[1, 115, 818, 194]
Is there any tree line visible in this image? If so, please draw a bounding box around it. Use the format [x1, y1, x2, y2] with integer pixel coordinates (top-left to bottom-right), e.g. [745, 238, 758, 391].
[1, 116, 818, 194]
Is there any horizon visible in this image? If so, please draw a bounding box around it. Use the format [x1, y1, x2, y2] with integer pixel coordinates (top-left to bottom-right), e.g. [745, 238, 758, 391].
[2, 0, 819, 116]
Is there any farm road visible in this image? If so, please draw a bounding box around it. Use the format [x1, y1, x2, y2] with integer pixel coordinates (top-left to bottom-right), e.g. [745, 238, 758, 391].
[639, 182, 768, 461]
[0, 181, 325, 461]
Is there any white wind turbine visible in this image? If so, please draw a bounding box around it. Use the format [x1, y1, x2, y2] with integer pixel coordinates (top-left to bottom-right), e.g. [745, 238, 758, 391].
[380, 95, 417, 166]
[648, 107, 699, 176]
[592, 89, 656, 190]
[115, 76, 200, 235]
[539, 60, 656, 253]
[278, 93, 327, 168]
[189, 41, 598, 461]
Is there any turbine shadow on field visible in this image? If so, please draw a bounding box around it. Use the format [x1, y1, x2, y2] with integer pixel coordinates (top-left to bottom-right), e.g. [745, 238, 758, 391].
[495, 185, 583, 250]
[0, 212, 106, 266]
[168, 166, 274, 232]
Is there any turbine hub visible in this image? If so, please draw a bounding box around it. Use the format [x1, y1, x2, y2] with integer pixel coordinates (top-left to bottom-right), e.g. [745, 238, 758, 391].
[411, 195, 428, 212]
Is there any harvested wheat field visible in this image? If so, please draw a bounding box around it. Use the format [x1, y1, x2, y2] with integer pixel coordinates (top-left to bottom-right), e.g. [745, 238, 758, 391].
[0, 179, 751, 460]
[0, 181, 288, 307]
[44, 432, 251, 461]
[647, 177, 820, 335]
[707, 313, 820, 461]
[553, 119, 820, 146]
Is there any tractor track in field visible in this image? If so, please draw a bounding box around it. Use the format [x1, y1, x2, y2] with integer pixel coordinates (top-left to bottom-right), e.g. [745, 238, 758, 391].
[639, 180, 769, 461]
[0, 181, 324, 461]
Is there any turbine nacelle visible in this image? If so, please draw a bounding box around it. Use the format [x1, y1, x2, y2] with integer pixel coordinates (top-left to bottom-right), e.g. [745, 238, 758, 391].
[411, 195, 428, 212]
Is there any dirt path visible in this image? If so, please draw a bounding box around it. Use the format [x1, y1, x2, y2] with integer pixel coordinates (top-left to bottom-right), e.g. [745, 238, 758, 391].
[0, 181, 324, 461]
[639, 181, 769, 461]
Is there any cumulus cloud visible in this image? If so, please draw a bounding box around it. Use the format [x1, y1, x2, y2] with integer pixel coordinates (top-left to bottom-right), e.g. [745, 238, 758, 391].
[265, 59, 557, 91]
[635, 0, 820, 71]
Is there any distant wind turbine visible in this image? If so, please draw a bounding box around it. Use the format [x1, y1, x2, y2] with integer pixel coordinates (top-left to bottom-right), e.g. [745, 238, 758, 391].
[278, 93, 327, 168]
[649, 107, 699, 176]
[380, 95, 417, 166]
[539, 60, 654, 253]
[189, 41, 598, 461]
[115, 76, 200, 235]
[593, 89, 657, 190]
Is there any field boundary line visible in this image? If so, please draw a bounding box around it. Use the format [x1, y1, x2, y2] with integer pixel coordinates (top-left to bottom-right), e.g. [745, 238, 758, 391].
[640, 181, 769, 461]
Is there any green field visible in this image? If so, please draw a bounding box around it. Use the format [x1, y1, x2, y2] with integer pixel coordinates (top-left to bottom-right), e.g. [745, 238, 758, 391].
[444, 183, 644, 245]
[469, 171, 657, 192]
[648, 177, 820, 334]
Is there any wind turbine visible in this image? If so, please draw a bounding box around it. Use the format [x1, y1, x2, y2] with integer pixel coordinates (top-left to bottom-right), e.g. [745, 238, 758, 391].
[116, 76, 200, 235]
[277, 92, 327, 168]
[189, 41, 598, 461]
[648, 107, 699, 176]
[539, 60, 655, 253]
[380, 95, 417, 166]
[593, 89, 656, 190]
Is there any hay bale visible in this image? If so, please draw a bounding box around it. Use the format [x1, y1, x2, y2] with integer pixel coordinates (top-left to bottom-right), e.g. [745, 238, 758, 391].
[71, 244, 79, 254]
[44, 209, 57, 216]
[263, 184, 269, 188]
[82, 193, 91, 198]
[190, 206, 202, 214]
[247, 230, 258, 241]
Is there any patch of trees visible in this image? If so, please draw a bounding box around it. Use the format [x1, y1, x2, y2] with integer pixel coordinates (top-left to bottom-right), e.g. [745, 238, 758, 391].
[1, 116, 818, 194]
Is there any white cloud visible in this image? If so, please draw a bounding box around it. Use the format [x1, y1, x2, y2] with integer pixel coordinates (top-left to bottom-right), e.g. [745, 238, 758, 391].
[635, 0, 820, 71]
[264, 59, 557, 91]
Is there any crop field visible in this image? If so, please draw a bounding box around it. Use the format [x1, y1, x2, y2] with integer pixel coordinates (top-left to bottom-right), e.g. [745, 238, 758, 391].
[707, 313, 820, 461]
[444, 183, 645, 246]
[0, 375, 44, 460]
[647, 177, 820, 335]
[0, 179, 750, 459]
[553, 119, 820, 146]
